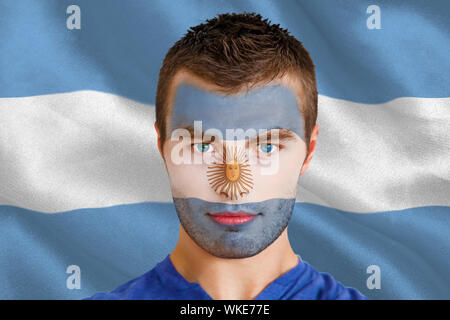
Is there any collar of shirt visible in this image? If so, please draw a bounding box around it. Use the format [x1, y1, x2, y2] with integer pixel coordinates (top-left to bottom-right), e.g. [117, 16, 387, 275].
[155, 254, 306, 300]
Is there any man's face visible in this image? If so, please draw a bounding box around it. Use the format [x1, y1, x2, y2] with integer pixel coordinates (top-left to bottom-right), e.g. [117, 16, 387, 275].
[162, 72, 308, 258]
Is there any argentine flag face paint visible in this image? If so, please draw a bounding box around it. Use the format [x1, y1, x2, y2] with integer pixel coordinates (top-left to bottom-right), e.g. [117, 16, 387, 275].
[163, 74, 308, 258]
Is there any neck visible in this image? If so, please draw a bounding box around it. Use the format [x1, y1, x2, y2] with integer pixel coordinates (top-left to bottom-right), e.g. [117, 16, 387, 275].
[170, 224, 299, 300]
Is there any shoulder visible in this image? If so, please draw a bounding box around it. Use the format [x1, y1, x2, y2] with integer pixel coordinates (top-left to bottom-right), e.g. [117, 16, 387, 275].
[292, 261, 368, 300]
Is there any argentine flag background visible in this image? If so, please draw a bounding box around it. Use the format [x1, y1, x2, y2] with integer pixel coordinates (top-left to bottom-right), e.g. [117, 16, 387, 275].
[1, 0, 449, 300]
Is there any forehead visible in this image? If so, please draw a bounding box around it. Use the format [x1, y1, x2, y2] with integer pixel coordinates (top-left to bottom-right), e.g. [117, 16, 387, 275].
[168, 72, 305, 141]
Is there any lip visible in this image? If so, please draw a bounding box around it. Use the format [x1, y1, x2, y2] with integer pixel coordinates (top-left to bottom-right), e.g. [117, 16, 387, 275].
[207, 211, 258, 225]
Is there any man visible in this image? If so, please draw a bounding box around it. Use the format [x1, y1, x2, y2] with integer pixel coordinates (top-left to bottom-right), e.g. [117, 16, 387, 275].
[86, 12, 366, 300]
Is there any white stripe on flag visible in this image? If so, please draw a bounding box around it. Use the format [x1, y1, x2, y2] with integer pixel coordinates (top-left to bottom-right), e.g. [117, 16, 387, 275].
[1, 91, 449, 213]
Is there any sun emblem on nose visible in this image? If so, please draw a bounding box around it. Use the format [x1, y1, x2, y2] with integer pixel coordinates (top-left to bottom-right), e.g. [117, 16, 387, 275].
[207, 145, 253, 200]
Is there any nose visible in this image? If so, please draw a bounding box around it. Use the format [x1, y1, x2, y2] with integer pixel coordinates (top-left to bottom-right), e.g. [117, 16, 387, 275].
[207, 144, 254, 200]
[218, 188, 250, 201]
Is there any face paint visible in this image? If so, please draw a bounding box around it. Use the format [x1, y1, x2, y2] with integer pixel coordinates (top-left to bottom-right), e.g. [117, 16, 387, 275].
[169, 83, 305, 141]
[166, 82, 305, 258]
[207, 144, 253, 200]
[173, 197, 295, 258]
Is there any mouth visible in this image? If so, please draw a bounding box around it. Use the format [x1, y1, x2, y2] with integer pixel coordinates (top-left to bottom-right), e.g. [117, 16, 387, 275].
[207, 211, 259, 225]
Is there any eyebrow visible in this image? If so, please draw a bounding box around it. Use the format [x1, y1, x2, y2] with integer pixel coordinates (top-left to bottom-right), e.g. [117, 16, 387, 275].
[252, 129, 298, 144]
[178, 126, 297, 144]
[178, 126, 217, 143]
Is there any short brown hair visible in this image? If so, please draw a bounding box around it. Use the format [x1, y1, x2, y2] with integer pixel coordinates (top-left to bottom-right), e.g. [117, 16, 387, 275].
[156, 12, 317, 152]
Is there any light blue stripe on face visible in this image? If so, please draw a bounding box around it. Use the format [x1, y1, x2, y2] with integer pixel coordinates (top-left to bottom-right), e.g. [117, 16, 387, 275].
[173, 197, 296, 258]
[170, 84, 305, 141]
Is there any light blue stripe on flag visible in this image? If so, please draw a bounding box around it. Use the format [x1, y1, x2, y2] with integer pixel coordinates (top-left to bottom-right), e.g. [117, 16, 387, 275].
[0, 0, 449, 103]
[1, 203, 449, 299]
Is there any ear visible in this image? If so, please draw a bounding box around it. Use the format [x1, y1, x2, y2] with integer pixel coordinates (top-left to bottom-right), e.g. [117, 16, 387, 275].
[300, 124, 318, 176]
[154, 121, 163, 158]
[155, 121, 170, 172]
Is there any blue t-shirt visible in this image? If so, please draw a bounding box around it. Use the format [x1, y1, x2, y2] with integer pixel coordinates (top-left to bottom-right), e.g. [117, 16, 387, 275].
[85, 254, 367, 300]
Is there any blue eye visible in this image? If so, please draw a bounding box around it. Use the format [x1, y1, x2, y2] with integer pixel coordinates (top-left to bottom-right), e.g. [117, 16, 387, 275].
[259, 143, 273, 153]
[196, 143, 211, 153]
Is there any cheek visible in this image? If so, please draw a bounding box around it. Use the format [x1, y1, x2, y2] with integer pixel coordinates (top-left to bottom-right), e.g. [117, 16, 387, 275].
[252, 145, 306, 195]
[281, 145, 306, 176]
[166, 162, 210, 197]
[163, 143, 210, 197]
